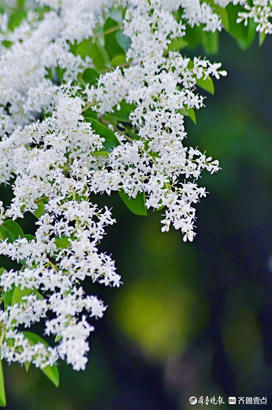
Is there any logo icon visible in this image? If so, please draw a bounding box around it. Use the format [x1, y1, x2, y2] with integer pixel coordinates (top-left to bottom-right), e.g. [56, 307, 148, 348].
[228, 397, 237, 405]
[189, 396, 198, 405]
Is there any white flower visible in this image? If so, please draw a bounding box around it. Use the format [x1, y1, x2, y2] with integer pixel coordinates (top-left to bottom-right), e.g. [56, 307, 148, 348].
[0, 0, 268, 372]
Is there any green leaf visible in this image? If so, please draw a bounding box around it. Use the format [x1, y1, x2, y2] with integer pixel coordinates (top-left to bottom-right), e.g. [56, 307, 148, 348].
[196, 75, 215, 95]
[226, 4, 256, 49]
[105, 100, 136, 123]
[0, 360, 6, 407]
[73, 39, 91, 58]
[34, 290, 44, 300]
[183, 26, 202, 49]
[201, 31, 219, 54]
[95, 41, 111, 68]
[206, 1, 229, 31]
[167, 37, 188, 52]
[54, 334, 62, 343]
[23, 331, 44, 344]
[24, 361, 31, 372]
[41, 365, 59, 388]
[259, 31, 266, 46]
[12, 286, 32, 306]
[83, 108, 98, 121]
[11, 286, 43, 306]
[55, 237, 70, 249]
[86, 118, 120, 151]
[34, 201, 45, 219]
[82, 68, 100, 86]
[92, 150, 109, 158]
[246, 19, 258, 48]
[0, 220, 24, 242]
[180, 108, 197, 124]
[116, 31, 131, 52]
[103, 18, 124, 60]
[0, 268, 4, 275]
[119, 191, 147, 216]
[8, 9, 27, 31]
[4, 287, 14, 309]
[75, 39, 110, 71]
[214, 5, 229, 31]
[111, 54, 127, 67]
[226, 4, 246, 36]
[109, 9, 123, 24]
[17, 0, 26, 8]
[24, 234, 35, 242]
[23, 332, 59, 387]
[2, 40, 12, 49]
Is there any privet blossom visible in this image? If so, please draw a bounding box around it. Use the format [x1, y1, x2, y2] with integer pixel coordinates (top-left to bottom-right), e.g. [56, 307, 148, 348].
[0, 0, 270, 373]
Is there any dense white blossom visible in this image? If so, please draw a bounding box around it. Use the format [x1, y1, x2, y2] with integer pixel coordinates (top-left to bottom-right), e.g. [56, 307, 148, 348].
[0, 0, 270, 373]
[237, 0, 272, 34]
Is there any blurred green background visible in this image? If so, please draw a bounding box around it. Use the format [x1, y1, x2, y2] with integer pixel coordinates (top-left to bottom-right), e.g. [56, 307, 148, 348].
[2, 31, 272, 410]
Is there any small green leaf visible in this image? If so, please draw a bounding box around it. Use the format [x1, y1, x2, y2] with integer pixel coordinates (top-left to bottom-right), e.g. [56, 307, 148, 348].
[24, 234, 35, 242]
[119, 191, 147, 216]
[82, 68, 100, 86]
[0, 268, 4, 275]
[226, 4, 256, 49]
[75, 39, 110, 71]
[86, 118, 120, 151]
[196, 75, 215, 95]
[54, 334, 62, 343]
[11, 286, 43, 306]
[34, 201, 45, 219]
[109, 9, 123, 24]
[212, 3, 229, 31]
[246, 19, 258, 48]
[201, 31, 219, 54]
[0, 360, 6, 407]
[103, 18, 124, 60]
[180, 108, 197, 124]
[33, 290, 44, 300]
[23, 331, 46, 345]
[4, 287, 14, 309]
[23, 332, 59, 387]
[8, 9, 27, 31]
[24, 361, 31, 372]
[111, 54, 127, 67]
[83, 108, 98, 121]
[183, 26, 202, 49]
[105, 100, 136, 123]
[12, 286, 32, 306]
[92, 150, 109, 158]
[55, 237, 70, 249]
[259, 31, 266, 46]
[220, 10, 229, 31]
[2, 40, 12, 49]
[95, 41, 111, 68]
[167, 37, 188, 52]
[41, 365, 59, 388]
[0, 220, 24, 242]
[116, 31, 131, 52]
[17, 0, 26, 9]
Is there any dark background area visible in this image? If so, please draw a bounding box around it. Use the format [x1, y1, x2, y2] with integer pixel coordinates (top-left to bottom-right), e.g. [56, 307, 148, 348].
[2, 31, 272, 409]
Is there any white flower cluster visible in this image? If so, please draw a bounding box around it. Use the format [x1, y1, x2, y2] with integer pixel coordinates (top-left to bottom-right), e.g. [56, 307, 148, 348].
[237, 0, 272, 34]
[0, 0, 270, 373]
[0, 95, 120, 370]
